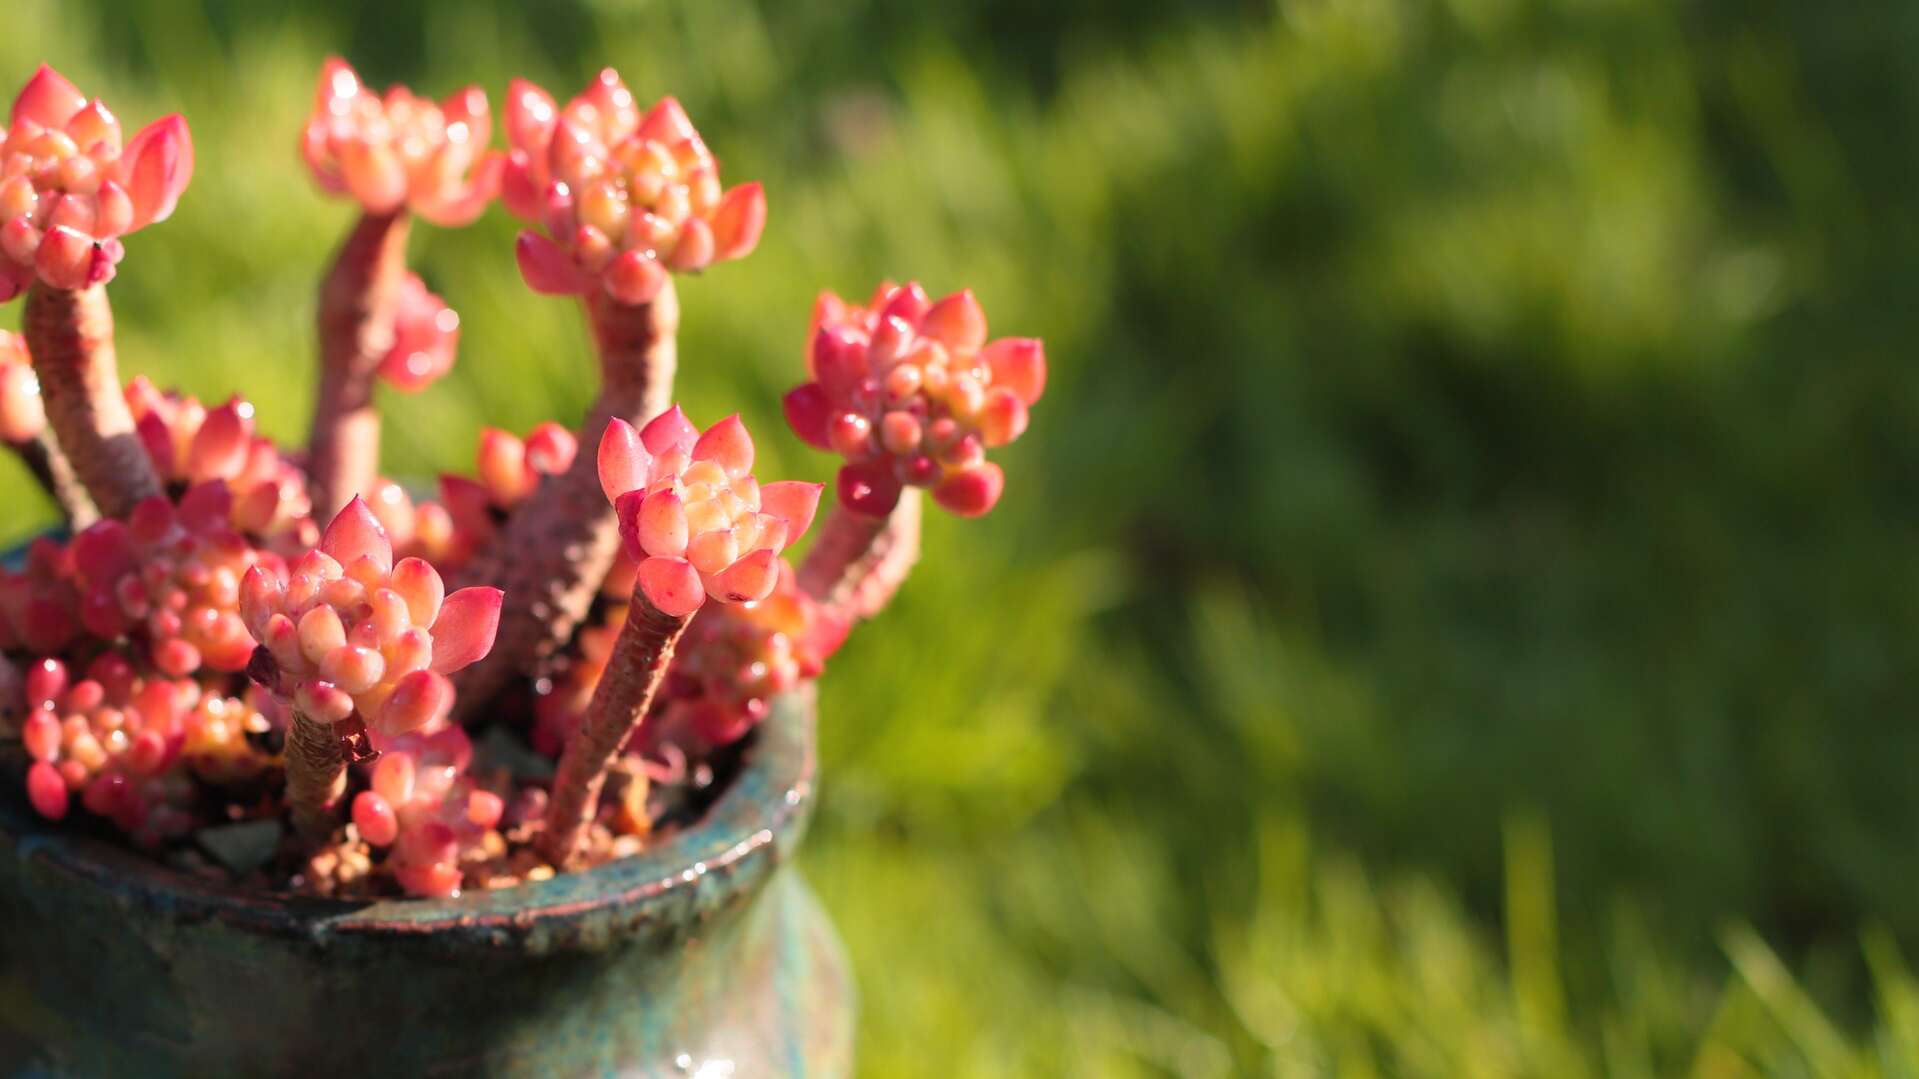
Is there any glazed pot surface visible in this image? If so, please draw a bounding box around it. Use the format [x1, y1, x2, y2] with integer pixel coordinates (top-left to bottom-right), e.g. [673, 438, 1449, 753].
[0, 688, 853, 1077]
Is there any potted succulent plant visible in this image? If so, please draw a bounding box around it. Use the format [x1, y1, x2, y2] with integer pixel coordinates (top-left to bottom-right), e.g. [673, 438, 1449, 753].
[0, 61, 1044, 1076]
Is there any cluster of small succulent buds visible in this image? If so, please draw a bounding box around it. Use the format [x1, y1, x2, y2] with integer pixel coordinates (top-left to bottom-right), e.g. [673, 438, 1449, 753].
[240, 498, 501, 739]
[124, 378, 317, 544]
[502, 70, 766, 303]
[1, 65, 192, 296]
[301, 58, 502, 226]
[598, 408, 821, 616]
[1, 56, 1043, 899]
[17, 653, 268, 844]
[0, 330, 44, 445]
[784, 282, 1045, 517]
[350, 725, 504, 896]
[69, 485, 268, 676]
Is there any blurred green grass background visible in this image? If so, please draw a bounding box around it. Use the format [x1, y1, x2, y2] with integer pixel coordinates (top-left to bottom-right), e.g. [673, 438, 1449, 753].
[9, 0, 1919, 1072]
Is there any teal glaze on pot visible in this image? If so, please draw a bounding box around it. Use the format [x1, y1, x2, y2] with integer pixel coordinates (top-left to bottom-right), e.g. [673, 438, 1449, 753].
[0, 687, 853, 1077]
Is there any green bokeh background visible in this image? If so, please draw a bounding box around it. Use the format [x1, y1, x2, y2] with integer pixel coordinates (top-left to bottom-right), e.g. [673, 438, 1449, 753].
[8, 0, 1919, 1073]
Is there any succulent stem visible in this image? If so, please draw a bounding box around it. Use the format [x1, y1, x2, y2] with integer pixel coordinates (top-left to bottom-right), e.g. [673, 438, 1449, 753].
[309, 210, 411, 518]
[538, 591, 688, 866]
[12, 430, 99, 528]
[22, 282, 163, 520]
[453, 283, 679, 722]
[283, 710, 348, 845]
[798, 488, 922, 622]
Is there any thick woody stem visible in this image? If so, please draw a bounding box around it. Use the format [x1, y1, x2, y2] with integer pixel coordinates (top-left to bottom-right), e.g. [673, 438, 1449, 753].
[22, 283, 163, 520]
[309, 210, 412, 519]
[798, 488, 922, 622]
[452, 284, 679, 723]
[11, 431, 99, 528]
[284, 711, 348, 845]
[538, 592, 689, 867]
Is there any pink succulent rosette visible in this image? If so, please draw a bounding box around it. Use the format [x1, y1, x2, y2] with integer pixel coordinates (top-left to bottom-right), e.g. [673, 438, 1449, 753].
[784, 281, 1046, 517]
[501, 69, 767, 303]
[68, 485, 269, 678]
[300, 58, 503, 226]
[239, 497, 502, 739]
[124, 379, 317, 544]
[0, 65, 193, 297]
[596, 407, 822, 617]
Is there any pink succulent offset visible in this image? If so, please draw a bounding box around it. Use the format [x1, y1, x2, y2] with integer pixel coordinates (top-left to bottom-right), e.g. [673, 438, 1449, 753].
[239, 497, 502, 739]
[300, 58, 503, 226]
[376, 273, 461, 392]
[350, 726, 504, 897]
[785, 281, 1045, 517]
[0, 64, 193, 296]
[596, 408, 821, 616]
[502, 69, 766, 303]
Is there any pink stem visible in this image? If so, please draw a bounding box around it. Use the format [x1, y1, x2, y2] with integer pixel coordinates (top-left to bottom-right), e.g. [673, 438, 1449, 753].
[452, 284, 679, 723]
[283, 710, 347, 845]
[22, 283, 163, 521]
[309, 210, 412, 519]
[797, 488, 922, 622]
[538, 591, 689, 867]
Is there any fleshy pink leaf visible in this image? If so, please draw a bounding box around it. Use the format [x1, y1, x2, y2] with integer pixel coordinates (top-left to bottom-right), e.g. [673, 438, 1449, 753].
[11, 66, 86, 130]
[120, 115, 193, 229]
[811, 324, 869, 396]
[597, 417, 651, 503]
[189, 399, 250, 481]
[712, 547, 780, 604]
[691, 414, 754, 478]
[758, 481, 825, 542]
[376, 669, 455, 736]
[514, 229, 591, 295]
[710, 182, 766, 263]
[34, 226, 94, 290]
[389, 557, 445, 627]
[637, 96, 698, 144]
[336, 137, 405, 213]
[429, 587, 503, 673]
[921, 289, 988, 352]
[505, 78, 557, 152]
[636, 556, 705, 617]
[666, 217, 714, 272]
[322, 497, 393, 574]
[637, 488, 689, 558]
[932, 462, 1005, 517]
[640, 405, 699, 456]
[837, 460, 902, 517]
[603, 249, 665, 305]
[782, 383, 834, 450]
[982, 337, 1047, 406]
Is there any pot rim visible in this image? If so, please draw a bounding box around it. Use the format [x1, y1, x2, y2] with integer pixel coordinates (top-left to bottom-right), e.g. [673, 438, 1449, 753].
[0, 684, 816, 947]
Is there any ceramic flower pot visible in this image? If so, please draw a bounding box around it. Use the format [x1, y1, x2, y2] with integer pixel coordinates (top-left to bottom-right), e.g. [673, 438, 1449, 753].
[0, 685, 852, 1077]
